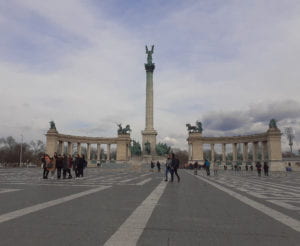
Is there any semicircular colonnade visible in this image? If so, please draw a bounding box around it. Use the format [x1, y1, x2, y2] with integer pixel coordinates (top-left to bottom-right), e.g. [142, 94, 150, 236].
[187, 124, 283, 171]
[45, 128, 131, 164]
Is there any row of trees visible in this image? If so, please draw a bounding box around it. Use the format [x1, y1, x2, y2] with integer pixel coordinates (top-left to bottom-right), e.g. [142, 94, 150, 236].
[0, 136, 45, 165]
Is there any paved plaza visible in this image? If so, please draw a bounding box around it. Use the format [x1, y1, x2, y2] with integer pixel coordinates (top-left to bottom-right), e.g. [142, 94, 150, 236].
[0, 166, 300, 245]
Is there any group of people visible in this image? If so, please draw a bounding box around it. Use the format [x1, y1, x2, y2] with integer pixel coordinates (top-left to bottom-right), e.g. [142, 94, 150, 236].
[150, 161, 161, 172]
[190, 159, 217, 176]
[41, 152, 87, 179]
[165, 153, 180, 182]
[255, 161, 269, 176]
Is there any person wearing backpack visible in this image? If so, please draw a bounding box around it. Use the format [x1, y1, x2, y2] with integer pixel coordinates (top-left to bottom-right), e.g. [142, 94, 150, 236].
[204, 159, 210, 176]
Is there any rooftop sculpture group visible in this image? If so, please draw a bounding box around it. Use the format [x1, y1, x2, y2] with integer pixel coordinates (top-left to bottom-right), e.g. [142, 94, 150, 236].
[117, 124, 131, 135]
[186, 121, 203, 133]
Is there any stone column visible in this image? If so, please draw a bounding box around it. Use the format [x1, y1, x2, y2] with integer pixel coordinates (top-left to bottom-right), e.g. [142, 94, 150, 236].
[253, 142, 258, 163]
[97, 143, 101, 162]
[188, 144, 192, 161]
[67, 142, 73, 156]
[243, 143, 248, 164]
[87, 143, 91, 161]
[262, 141, 268, 162]
[46, 128, 58, 157]
[107, 144, 111, 161]
[210, 144, 215, 163]
[187, 132, 203, 165]
[232, 143, 237, 164]
[267, 128, 283, 171]
[142, 50, 157, 155]
[77, 142, 81, 156]
[222, 143, 226, 165]
[58, 141, 64, 155]
[116, 134, 131, 161]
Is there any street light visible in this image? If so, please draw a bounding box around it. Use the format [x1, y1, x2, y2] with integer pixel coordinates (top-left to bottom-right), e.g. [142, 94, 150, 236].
[20, 134, 23, 167]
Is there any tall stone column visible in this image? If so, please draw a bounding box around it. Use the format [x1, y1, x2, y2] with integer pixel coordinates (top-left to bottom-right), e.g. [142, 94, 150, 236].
[142, 45, 157, 156]
[59, 141, 64, 155]
[253, 142, 258, 163]
[97, 143, 101, 162]
[188, 144, 192, 161]
[267, 127, 283, 171]
[87, 143, 91, 161]
[243, 142, 248, 164]
[210, 144, 215, 163]
[77, 143, 81, 156]
[67, 142, 73, 156]
[262, 141, 268, 162]
[46, 128, 58, 157]
[232, 143, 237, 164]
[187, 132, 203, 165]
[107, 144, 111, 161]
[222, 143, 226, 165]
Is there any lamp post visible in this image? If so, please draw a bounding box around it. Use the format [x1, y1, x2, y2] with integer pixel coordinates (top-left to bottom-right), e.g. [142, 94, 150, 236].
[20, 134, 23, 167]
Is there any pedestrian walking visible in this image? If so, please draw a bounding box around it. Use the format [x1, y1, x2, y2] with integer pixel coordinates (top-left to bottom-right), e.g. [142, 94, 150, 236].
[150, 161, 155, 172]
[256, 161, 262, 177]
[74, 154, 80, 177]
[41, 154, 48, 179]
[171, 153, 180, 182]
[165, 155, 172, 181]
[194, 161, 198, 175]
[263, 162, 269, 176]
[77, 155, 85, 177]
[56, 154, 63, 179]
[156, 161, 161, 172]
[42, 154, 50, 179]
[204, 159, 210, 176]
[213, 163, 218, 176]
[63, 154, 72, 179]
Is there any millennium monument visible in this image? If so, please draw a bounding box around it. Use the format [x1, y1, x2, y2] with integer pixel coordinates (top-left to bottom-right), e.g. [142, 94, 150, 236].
[142, 45, 158, 156]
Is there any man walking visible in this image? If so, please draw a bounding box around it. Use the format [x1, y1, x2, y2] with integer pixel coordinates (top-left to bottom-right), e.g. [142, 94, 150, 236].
[204, 159, 210, 176]
[165, 155, 172, 181]
[171, 153, 180, 182]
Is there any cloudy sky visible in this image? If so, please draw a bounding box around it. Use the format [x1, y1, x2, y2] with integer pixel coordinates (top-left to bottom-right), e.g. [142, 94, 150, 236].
[1, 0, 300, 151]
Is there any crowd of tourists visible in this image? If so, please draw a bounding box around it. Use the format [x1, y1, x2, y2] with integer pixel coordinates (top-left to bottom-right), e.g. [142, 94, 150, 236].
[41, 152, 87, 179]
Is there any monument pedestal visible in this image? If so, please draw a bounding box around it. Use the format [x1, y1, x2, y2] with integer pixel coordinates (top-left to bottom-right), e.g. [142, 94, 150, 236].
[142, 129, 157, 155]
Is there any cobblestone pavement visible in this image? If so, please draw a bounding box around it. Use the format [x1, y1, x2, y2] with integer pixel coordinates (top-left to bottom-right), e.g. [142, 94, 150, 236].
[0, 167, 299, 246]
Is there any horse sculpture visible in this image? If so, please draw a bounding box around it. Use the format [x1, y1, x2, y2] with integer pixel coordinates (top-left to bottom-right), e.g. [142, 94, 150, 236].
[49, 121, 56, 130]
[269, 119, 277, 129]
[186, 121, 203, 133]
[117, 124, 131, 134]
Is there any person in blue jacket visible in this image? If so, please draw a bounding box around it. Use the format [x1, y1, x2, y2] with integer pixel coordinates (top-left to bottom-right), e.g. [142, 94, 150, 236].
[204, 159, 210, 176]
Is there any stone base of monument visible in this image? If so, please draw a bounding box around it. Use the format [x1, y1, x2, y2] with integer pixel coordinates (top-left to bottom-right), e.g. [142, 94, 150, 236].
[269, 161, 285, 171]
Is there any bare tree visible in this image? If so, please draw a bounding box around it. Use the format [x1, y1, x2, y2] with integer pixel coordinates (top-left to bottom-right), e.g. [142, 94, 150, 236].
[284, 127, 295, 153]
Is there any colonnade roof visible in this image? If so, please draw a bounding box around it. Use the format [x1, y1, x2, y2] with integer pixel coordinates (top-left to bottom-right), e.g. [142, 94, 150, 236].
[189, 132, 268, 144]
[56, 133, 128, 144]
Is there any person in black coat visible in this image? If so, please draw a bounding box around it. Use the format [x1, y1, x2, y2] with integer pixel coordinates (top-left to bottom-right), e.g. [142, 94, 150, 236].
[55, 154, 63, 179]
[263, 162, 269, 176]
[171, 153, 180, 182]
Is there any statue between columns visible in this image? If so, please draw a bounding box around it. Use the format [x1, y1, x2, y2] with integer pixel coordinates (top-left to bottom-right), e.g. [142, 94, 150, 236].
[145, 45, 154, 65]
